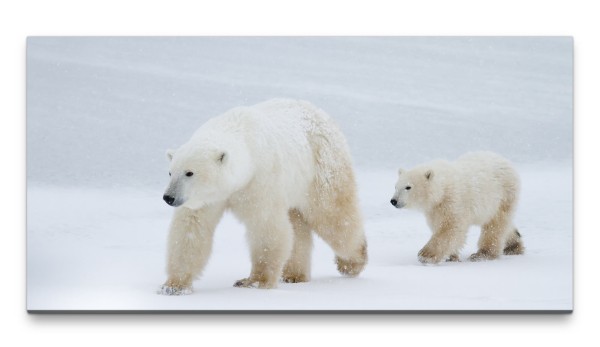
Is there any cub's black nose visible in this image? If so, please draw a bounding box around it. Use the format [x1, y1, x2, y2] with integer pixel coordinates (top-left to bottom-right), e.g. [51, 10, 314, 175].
[163, 194, 175, 206]
[390, 199, 398, 206]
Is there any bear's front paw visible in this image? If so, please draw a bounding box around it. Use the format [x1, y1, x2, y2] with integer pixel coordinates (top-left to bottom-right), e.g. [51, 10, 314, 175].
[418, 247, 443, 264]
[157, 284, 193, 296]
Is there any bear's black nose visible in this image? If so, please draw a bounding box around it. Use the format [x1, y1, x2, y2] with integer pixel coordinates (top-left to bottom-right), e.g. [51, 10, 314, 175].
[163, 194, 175, 206]
[390, 199, 397, 206]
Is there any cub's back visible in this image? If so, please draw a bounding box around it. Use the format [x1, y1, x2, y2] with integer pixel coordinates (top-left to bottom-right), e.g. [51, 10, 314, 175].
[453, 152, 519, 223]
[455, 151, 519, 187]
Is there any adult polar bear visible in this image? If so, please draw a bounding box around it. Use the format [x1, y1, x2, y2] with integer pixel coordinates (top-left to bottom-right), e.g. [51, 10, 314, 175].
[390, 151, 524, 264]
[159, 99, 367, 295]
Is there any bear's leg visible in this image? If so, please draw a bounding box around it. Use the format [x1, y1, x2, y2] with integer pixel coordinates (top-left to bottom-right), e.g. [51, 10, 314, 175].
[311, 209, 368, 277]
[503, 228, 525, 255]
[158, 203, 226, 295]
[282, 209, 313, 283]
[470, 211, 513, 262]
[335, 242, 367, 277]
[418, 222, 468, 264]
[234, 209, 294, 289]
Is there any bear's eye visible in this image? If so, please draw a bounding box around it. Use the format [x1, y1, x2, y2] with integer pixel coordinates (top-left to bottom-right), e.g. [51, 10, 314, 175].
[185, 172, 194, 177]
[168, 172, 171, 176]
[405, 186, 412, 190]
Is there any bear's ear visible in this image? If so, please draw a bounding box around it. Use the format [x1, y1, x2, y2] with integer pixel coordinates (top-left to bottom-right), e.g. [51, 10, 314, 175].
[217, 152, 226, 164]
[425, 170, 433, 180]
[166, 149, 176, 162]
[398, 168, 404, 175]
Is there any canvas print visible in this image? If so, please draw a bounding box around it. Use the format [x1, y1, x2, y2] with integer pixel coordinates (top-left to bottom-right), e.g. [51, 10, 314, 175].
[26, 37, 573, 312]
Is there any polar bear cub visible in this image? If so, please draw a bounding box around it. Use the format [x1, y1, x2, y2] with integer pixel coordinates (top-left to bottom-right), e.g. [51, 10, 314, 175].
[158, 99, 367, 295]
[390, 151, 524, 264]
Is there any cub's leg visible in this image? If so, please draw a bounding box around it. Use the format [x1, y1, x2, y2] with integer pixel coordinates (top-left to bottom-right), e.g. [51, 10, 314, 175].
[417, 209, 467, 264]
[470, 210, 513, 261]
[418, 221, 468, 264]
[503, 228, 525, 255]
[158, 203, 226, 295]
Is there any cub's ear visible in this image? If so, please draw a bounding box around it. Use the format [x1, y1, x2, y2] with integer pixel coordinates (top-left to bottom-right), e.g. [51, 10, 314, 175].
[425, 170, 433, 180]
[398, 168, 404, 175]
[217, 152, 227, 164]
[166, 149, 176, 162]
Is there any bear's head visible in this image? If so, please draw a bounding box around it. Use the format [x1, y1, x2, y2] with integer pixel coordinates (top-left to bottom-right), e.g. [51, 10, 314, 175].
[390, 164, 446, 211]
[163, 132, 254, 209]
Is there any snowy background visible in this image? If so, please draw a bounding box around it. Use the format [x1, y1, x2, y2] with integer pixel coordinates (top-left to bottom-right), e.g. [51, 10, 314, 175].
[26, 37, 572, 311]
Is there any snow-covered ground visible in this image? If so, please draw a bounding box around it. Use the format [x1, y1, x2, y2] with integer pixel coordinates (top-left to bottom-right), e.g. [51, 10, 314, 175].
[27, 165, 572, 311]
[26, 37, 572, 311]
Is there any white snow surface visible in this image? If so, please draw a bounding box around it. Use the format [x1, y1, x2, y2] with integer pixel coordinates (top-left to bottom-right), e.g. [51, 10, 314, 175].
[26, 37, 572, 311]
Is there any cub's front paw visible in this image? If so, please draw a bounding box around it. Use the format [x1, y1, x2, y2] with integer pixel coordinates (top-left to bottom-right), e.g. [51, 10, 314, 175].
[233, 278, 258, 288]
[418, 246, 444, 264]
[157, 284, 192, 296]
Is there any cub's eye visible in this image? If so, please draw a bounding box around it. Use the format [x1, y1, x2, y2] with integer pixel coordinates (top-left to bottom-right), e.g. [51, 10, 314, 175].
[405, 186, 412, 190]
[185, 172, 194, 177]
[168, 172, 171, 176]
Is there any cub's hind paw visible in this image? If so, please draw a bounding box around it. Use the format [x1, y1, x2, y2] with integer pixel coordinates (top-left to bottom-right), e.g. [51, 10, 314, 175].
[503, 241, 525, 255]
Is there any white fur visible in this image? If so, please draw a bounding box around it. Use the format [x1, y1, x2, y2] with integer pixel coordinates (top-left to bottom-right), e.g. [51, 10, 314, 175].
[159, 99, 367, 294]
[391, 151, 523, 264]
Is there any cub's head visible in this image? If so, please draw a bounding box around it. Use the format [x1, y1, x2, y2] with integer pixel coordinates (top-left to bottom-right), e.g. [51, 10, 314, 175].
[163, 134, 253, 209]
[390, 165, 443, 210]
